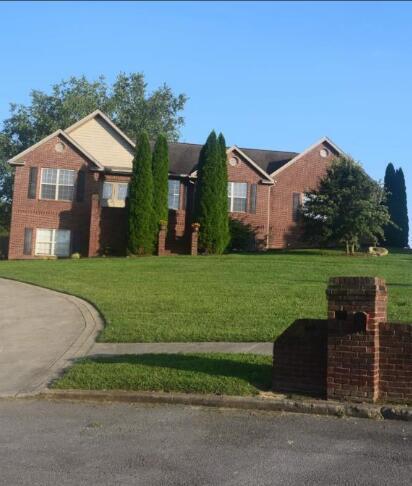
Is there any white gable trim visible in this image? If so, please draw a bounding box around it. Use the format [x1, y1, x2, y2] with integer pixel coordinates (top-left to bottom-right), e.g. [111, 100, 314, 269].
[270, 136, 346, 177]
[65, 109, 136, 149]
[189, 145, 274, 183]
[8, 129, 104, 170]
[229, 146, 274, 182]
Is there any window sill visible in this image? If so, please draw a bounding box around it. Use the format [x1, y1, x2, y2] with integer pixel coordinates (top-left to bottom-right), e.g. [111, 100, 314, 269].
[38, 198, 74, 203]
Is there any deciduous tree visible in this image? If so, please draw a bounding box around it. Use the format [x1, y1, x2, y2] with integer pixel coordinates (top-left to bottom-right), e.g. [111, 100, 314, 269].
[302, 157, 390, 254]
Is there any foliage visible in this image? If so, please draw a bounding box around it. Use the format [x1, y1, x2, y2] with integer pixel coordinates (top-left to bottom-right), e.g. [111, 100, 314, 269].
[53, 353, 272, 396]
[217, 133, 230, 252]
[152, 134, 169, 226]
[0, 72, 187, 230]
[228, 218, 256, 251]
[195, 131, 229, 254]
[384, 163, 409, 247]
[301, 157, 391, 255]
[0, 250, 410, 342]
[127, 132, 155, 255]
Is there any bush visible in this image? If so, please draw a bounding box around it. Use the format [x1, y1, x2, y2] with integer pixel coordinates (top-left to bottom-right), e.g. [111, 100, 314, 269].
[228, 218, 256, 251]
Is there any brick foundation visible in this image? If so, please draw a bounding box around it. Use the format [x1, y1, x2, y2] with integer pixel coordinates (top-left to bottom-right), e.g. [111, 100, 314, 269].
[273, 276, 412, 404]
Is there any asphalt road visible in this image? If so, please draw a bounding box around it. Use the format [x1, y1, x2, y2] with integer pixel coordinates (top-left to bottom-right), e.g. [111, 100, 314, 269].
[0, 399, 410, 486]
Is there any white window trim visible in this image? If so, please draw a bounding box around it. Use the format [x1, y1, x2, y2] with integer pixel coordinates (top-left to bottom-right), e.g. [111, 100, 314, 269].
[228, 182, 248, 213]
[35, 229, 71, 257]
[102, 182, 129, 202]
[40, 168, 76, 202]
[168, 180, 180, 210]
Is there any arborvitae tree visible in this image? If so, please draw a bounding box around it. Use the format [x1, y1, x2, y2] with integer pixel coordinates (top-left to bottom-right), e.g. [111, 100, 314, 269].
[152, 134, 169, 227]
[384, 163, 409, 247]
[396, 167, 409, 247]
[217, 133, 230, 252]
[127, 131, 155, 255]
[302, 157, 390, 255]
[383, 163, 398, 246]
[194, 130, 228, 254]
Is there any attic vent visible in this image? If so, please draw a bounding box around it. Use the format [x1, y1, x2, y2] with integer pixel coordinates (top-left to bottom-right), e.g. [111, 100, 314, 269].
[55, 142, 66, 153]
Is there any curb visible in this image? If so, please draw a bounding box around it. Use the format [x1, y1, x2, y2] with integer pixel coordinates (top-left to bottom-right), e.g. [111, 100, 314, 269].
[40, 389, 412, 422]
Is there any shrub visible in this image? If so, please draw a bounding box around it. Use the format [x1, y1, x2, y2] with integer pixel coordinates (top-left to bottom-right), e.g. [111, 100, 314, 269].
[228, 218, 256, 251]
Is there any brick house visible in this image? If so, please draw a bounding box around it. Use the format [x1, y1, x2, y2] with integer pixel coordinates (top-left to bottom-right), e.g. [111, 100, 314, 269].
[7, 110, 344, 259]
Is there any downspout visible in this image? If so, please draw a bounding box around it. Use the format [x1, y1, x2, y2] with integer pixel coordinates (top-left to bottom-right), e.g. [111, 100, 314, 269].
[266, 180, 277, 249]
[266, 184, 272, 249]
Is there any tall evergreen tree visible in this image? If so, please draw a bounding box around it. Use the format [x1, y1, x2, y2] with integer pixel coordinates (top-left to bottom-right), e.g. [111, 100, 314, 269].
[152, 134, 169, 227]
[396, 167, 409, 247]
[383, 163, 398, 246]
[217, 133, 230, 252]
[195, 131, 228, 254]
[127, 132, 155, 255]
[384, 163, 409, 247]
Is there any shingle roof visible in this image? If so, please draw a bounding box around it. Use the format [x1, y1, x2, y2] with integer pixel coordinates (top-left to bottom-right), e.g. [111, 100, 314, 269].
[166, 142, 298, 176]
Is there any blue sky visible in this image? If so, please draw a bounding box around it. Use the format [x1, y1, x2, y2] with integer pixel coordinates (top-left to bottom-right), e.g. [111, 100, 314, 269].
[1, 1, 411, 233]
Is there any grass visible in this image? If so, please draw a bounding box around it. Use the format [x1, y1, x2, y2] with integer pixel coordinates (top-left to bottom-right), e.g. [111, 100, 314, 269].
[53, 353, 272, 396]
[0, 249, 411, 342]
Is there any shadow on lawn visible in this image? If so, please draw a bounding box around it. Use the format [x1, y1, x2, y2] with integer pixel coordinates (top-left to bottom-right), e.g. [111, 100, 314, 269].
[88, 353, 272, 391]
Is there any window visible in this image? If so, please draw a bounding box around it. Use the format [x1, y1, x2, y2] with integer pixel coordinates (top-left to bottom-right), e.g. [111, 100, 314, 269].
[23, 228, 33, 255]
[168, 180, 180, 210]
[228, 182, 247, 212]
[35, 229, 71, 257]
[292, 192, 303, 221]
[41, 168, 76, 201]
[101, 182, 128, 207]
[102, 182, 113, 200]
[117, 183, 128, 201]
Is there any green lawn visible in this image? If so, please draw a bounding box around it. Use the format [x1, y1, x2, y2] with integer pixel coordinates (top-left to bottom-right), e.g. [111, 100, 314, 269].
[53, 353, 272, 396]
[0, 249, 411, 342]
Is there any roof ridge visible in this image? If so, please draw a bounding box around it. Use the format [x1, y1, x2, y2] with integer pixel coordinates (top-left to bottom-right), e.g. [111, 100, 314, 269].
[240, 146, 299, 154]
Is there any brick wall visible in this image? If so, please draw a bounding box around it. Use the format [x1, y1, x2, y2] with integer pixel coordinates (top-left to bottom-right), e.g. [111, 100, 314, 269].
[379, 322, 412, 403]
[8, 135, 99, 259]
[272, 276, 412, 404]
[269, 141, 337, 248]
[272, 319, 328, 397]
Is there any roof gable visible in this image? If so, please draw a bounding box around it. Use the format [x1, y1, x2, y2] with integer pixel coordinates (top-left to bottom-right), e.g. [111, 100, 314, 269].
[270, 137, 345, 177]
[66, 111, 135, 171]
[8, 129, 104, 170]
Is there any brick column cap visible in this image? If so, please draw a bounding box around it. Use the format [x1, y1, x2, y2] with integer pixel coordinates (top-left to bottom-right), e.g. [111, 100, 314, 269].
[326, 277, 387, 298]
[328, 276, 386, 288]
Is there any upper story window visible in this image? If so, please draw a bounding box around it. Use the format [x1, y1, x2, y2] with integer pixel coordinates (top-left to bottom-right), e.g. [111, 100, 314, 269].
[228, 182, 247, 212]
[168, 180, 180, 210]
[101, 182, 128, 207]
[41, 168, 76, 201]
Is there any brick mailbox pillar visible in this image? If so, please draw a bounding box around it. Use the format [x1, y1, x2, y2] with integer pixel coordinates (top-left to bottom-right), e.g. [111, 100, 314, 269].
[157, 222, 167, 256]
[326, 277, 387, 403]
[190, 223, 200, 256]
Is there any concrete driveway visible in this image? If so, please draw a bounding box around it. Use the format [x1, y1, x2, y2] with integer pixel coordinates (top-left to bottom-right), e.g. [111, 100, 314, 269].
[0, 278, 102, 397]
